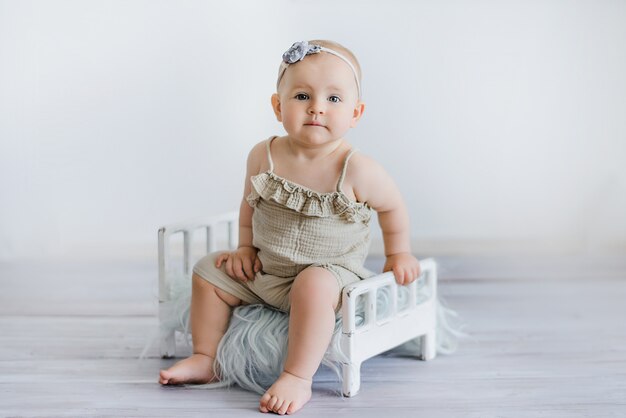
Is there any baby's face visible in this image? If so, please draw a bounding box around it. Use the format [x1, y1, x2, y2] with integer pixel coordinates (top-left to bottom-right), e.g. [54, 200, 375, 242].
[272, 53, 364, 146]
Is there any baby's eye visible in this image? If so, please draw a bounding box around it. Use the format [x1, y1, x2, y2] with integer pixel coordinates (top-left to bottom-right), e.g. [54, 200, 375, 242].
[295, 93, 309, 100]
[328, 95, 341, 103]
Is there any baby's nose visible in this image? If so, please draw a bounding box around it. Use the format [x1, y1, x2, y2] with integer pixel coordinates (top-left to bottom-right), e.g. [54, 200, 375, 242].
[307, 104, 325, 115]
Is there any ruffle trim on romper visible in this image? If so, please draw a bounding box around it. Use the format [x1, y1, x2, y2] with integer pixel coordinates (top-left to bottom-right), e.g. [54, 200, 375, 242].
[246, 171, 372, 223]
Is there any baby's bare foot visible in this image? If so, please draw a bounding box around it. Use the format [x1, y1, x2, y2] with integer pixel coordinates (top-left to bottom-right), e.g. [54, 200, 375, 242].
[259, 371, 312, 415]
[159, 353, 217, 385]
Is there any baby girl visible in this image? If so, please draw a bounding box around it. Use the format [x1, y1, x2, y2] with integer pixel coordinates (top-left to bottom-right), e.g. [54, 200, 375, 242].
[159, 39, 421, 415]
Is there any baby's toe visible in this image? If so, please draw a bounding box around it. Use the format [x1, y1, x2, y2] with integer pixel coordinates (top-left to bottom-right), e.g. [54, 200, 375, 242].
[287, 401, 302, 415]
[158, 370, 170, 384]
[272, 399, 286, 414]
[267, 395, 280, 411]
[277, 401, 290, 415]
[259, 393, 272, 413]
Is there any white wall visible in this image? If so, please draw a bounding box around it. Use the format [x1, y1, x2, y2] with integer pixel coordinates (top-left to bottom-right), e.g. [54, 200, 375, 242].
[1, 0, 625, 262]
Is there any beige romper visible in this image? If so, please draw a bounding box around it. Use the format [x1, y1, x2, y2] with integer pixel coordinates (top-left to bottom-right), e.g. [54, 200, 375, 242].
[193, 136, 375, 313]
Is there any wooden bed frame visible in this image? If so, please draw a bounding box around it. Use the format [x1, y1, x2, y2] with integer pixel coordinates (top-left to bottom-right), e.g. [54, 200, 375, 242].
[158, 211, 437, 397]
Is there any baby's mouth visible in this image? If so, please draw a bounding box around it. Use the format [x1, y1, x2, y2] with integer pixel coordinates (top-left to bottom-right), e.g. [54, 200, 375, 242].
[305, 122, 324, 127]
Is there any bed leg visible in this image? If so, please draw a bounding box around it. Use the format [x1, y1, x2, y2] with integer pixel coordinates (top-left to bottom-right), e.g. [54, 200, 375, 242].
[420, 330, 437, 361]
[342, 361, 361, 397]
[159, 297, 177, 358]
[160, 329, 176, 358]
[159, 306, 177, 360]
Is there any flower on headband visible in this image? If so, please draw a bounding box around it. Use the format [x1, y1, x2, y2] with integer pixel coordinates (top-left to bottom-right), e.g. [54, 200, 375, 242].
[282, 41, 322, 64]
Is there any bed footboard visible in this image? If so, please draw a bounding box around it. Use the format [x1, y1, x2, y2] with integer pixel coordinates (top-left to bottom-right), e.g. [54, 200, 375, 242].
[340, 259, 438, 397]
[158, 211, 239, 358]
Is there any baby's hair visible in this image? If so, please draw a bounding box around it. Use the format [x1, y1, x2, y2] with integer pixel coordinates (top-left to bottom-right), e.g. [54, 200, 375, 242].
[276, 39, 362, 93]
[306, 39, 362, 82]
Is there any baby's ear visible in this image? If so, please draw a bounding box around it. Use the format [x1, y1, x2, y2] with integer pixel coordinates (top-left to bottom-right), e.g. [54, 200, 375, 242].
[271, 93, 283, 122]
[350, 101, 365, 128]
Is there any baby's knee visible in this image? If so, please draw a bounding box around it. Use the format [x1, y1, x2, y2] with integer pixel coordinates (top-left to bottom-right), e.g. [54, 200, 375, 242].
[191, 272, 242, 307]
[290, 267, 339, 307]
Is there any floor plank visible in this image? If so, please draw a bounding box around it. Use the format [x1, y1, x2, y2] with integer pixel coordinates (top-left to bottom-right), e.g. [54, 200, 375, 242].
[1, 258, 625, 417]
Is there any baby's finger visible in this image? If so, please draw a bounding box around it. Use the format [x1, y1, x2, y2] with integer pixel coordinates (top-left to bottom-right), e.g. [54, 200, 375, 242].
[254, 257, 262, 273]
[232, 257, 247, 282]
[242, 258, 254, 281]
[393, 266, 405, 285]
[215, 253, 228, 268]
[404, 269, 413, 284]
[225, 256, 235, 279]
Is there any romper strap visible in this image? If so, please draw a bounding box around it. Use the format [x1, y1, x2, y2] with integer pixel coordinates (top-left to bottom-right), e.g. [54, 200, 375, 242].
[336, 148, 357, 192]
[265, 136, 277, 172]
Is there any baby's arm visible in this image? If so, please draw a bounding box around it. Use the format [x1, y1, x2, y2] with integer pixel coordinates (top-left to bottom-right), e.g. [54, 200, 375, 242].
[215, 142, 266, 281]
[350, 154, 421, 285]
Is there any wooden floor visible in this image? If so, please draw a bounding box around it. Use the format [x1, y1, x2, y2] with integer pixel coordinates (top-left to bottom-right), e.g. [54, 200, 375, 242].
[1, 256, 625, 417]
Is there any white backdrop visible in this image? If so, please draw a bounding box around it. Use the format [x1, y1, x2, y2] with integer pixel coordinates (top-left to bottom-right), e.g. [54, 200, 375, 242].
[1, 0, 625, 262]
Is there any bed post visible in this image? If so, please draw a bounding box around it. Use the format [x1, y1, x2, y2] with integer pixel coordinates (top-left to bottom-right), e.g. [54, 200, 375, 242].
[420, 259, 438, 361]
[158, 226, 176, 358]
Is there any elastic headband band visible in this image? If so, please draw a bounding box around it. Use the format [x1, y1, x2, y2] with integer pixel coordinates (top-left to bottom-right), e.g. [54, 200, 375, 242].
[276, 41, 361, 99]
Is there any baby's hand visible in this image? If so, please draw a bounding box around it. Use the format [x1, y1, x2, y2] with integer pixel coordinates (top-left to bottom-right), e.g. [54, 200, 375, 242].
[383, 252, 421, 285]
[215, 246, 262, 282]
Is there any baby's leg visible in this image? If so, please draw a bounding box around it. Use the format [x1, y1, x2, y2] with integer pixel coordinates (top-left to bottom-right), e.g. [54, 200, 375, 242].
[259, 267, 339, 415]
[159, 273, 241, 385]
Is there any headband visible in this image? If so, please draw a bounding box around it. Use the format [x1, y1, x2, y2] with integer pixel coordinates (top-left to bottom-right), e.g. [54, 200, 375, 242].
[276, 41, 361, 99]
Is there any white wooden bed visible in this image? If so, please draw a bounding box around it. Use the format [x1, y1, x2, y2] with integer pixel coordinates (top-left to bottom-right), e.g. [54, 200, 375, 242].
[158, 211, 437, 397]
